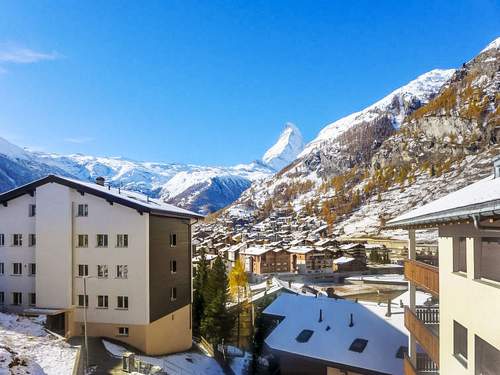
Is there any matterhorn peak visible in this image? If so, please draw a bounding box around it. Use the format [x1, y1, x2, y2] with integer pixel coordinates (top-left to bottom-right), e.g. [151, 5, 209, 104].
[262, 122, 305, 171]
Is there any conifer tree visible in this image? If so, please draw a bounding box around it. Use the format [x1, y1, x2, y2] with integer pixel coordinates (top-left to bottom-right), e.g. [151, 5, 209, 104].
[201, 257, 234, 344]
[193, 248, 208, 335]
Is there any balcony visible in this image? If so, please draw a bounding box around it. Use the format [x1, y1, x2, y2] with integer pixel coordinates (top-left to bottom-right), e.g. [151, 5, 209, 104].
[405, 306, 440, 366]
[404, 259, 439, 296]
[404, 353, 439, 375]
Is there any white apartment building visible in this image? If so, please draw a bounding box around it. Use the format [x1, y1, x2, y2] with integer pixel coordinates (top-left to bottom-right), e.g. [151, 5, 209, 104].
[387, 158, 500, 374]
[0, 175, 203, 355]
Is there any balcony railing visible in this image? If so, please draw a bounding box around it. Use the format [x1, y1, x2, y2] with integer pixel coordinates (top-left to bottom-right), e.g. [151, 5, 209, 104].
[404, 259, 439, 296]
[405, 306, 440, 366]
[404, 352, 439, 375]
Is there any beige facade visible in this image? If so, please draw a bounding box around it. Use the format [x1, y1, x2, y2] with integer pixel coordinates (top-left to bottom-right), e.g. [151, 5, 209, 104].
[438, 224, 500, 374]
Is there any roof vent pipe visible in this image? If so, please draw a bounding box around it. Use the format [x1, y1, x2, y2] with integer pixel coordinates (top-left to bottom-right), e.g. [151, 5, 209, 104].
[349, 313, 354, 327]
[95, 176, 105, 186]
[386, 299, 392, 317]
[318, 309, 323, 322]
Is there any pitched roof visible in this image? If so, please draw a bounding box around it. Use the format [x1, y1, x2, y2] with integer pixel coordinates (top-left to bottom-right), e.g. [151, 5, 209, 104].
[0, 174, 204, 220]
[263, 293, 407, 375]
[386, 175, 500, 228]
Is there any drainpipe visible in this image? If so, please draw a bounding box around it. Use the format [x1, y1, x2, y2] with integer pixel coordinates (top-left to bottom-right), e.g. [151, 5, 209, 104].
[472, 214, 500, 232]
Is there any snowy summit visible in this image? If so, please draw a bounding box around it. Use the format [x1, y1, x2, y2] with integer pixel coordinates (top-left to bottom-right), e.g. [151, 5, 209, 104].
[262, 123, 305, 171]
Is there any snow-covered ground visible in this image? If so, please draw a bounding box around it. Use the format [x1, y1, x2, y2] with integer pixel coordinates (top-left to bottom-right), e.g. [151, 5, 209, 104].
[102, 340, 225, 375]
[0, 312, 78, 375]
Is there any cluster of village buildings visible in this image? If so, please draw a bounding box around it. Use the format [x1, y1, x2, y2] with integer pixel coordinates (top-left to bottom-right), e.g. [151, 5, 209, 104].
[193, 215, 416, 276]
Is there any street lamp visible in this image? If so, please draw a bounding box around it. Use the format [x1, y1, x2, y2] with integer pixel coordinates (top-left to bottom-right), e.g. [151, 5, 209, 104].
[82, 275, 96, 373]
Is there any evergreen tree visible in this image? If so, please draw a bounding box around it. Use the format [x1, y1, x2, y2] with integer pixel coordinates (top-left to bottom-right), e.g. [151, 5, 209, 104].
[193, 248, 208, 335]
[201, 257, 234, 344]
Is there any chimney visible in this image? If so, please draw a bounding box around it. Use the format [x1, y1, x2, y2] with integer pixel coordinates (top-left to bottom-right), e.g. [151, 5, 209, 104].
[95, 176, 105, 186]
[494, 156, 500, 178]
[386, 299, 392, 317]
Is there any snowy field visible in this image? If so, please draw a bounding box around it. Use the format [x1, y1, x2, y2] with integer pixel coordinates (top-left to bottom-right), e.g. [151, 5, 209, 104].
[0, 312, 78, 375]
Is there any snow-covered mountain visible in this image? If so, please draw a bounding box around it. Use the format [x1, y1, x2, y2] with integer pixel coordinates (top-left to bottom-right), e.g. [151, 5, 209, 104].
[0, 122, 306, 214]
[299, 69, 455, 158]
[220, 37, 499, 239]
[262, 123, 304, 171]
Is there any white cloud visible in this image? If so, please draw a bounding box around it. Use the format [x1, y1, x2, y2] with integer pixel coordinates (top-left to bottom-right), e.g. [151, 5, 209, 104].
[64, 137, 94, 144]
[0, 44, 62, 64]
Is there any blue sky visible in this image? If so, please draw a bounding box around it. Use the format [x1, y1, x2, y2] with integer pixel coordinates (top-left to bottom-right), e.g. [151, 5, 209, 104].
[0, 1, 498, 166]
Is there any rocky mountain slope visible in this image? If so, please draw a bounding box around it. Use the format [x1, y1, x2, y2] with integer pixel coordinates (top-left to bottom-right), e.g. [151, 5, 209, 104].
[0, 123, 302, 214]
[222, 37, 499, 239]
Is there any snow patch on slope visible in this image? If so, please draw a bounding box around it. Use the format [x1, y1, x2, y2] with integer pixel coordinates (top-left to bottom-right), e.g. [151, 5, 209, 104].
[262, 123, 304, 171]
[299, 69, 455, 157]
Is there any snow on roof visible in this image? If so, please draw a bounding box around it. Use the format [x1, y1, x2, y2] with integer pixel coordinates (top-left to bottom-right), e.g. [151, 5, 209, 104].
[192, 254, 218, 262]
[387, 175, 500, 227]
[340, 243, 364, 250]
[288, 246, 314, 254]
[333, 256, 355, 264]
[0, 174, 204, 219]
[263, 293, 407, 374]
[241, 246, 273, 256]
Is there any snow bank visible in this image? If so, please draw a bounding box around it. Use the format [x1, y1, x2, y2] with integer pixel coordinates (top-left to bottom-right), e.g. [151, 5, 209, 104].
[0, 312, 78, 375]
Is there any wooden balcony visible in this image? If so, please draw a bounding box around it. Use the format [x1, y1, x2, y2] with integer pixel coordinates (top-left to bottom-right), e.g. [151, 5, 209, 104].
[404, 353, 439, 375]
[405, 306, 440, 366]
[404, 259, 439, 296]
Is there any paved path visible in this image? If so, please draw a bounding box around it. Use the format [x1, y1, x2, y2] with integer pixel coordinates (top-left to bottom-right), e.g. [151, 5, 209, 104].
[68, 336, 123, 374]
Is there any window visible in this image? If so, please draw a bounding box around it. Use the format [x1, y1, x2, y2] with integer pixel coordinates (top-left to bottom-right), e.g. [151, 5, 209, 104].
[170, 260, 177, 274]
[97, 265, 108, 278]
[480, 238, 500, 283]
[96, 234, 108, 247]
[476, 335, 500, 375]
[78, 294, 88, 307]
[0, 292, 4, 304]
[454, 321, 468, 367]
[0, 262, 4, 275]
[12, 234, 22, 247]
[116, 265, 128, 279]
[170, 287, 177, 301]
[453, 237, 467, 273]
[116, 234, 128, 248]
[349, 338, 369, 353]
[170, 233, 177, 247]
[12, 263, 22, 275]
[118, 327, 129, 336]
[78, 264, 88, 277]
[29, 293, 36, 306]
[0, 234, 4, 246]
[29, 204, 36, 217]
[12, 292, 22, 305]
[77, 235, 88, 248]
[29, 263, 36, 276]
[396, 346, 408, 359]
[97, 295, 108, 308]
[296, 329, 314, 343]
[117, 296, 128, 309]
[28, 234, 36, 247]
[77, 204, 88, 217]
